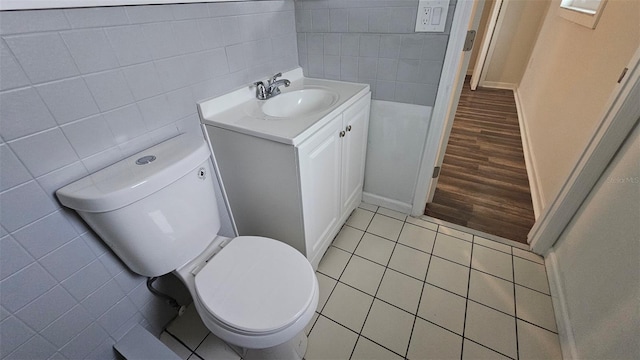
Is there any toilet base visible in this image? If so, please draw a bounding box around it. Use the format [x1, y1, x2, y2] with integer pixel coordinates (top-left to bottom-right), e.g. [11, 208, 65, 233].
[243, 331, 307, 360]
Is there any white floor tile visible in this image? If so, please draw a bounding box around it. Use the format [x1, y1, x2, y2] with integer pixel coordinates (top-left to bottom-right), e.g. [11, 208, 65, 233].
[315, 272, 337, 312]
[513, 257, 550, 294]
[352, 336, 403, 360]
[306, 316, 358, 360]
[354, 233, 395, 266]
[462, 339, 511, 360]
[438, 225, 473, 242]
[346, 208, 375, 231]
[361, 300, 414, 356]
[474, 236, 512, 254]
[425, 256, 469, 297]
[194, 333, 240, 360]
[468, 270, 515, 316]
[388, 243, 431, 280]
[464, 301, 517, 359]
[376, 269, 423, 314]
[159, 332, 191, 360]
[515, 285, 557, 332]
[358, 202, 378, 212]
[433, 233, 472, 266]
[317, 246, 350, 279]
[407, 317, 462, 360]
[166, 305, 209, 350]
[340, 255, 385, 295]
[377, 207, 407, 221]
[406, 216, 439, 231]
[418, 284, 466, 335]
[367, 214, 404, 241]
[332, 226, 364, 253]
[512, 247, 544, 264]
[517, 320, 562, 360]
[471, 244, 514, 281]
[163, 207, 560, 360]
[397, 223, 436, 253]
[322, 282, 374, 333]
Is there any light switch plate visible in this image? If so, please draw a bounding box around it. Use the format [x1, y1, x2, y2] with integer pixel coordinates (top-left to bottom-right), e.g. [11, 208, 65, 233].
[415, 0, 450, 32]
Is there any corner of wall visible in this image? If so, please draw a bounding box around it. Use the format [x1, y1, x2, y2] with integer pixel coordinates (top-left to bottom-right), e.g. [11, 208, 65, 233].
[544, 249, 578, 360]
[513, 88, 545, 218]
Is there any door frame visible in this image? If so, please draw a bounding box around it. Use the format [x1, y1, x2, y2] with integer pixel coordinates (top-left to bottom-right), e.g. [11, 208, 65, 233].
[528, 48, 640, 254]
[412, 0, 482, 212]
[470, 0, 503, 90]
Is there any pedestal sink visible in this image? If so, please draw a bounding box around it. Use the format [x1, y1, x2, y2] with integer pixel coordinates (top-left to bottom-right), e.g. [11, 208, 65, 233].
[261, 89, 339, 118]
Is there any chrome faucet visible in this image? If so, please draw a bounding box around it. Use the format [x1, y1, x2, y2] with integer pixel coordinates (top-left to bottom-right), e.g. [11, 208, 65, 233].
[254, 73, 290, 100]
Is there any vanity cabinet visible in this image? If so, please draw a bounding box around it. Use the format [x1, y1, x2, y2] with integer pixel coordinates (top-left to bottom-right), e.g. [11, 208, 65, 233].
[205, 93, 370, 269]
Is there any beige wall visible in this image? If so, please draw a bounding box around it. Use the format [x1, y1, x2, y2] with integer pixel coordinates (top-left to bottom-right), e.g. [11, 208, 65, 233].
[482, 0, 550, 86]
[549, 123, 639, 359]
[518, 0, 639, 208]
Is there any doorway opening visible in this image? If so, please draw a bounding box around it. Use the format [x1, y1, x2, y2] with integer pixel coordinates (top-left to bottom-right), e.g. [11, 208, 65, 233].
[422, 0, 545, 243]
[424, 76, 535, 243]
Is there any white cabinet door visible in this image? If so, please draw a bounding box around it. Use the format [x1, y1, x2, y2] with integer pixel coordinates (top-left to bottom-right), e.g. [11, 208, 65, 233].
[297, 114, 343, 255]
[341, 95, 371, 212]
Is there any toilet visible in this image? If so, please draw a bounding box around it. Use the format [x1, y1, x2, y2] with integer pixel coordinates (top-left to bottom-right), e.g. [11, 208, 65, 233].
[56, 134, 319, 360]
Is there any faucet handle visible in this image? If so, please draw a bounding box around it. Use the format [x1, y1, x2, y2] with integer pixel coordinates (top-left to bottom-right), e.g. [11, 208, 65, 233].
[253, 81, 268, 100]
[270, 72, 283, 84]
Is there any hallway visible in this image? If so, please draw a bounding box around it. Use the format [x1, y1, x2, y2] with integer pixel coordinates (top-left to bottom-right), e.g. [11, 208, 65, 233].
[425, 79, 535, 243]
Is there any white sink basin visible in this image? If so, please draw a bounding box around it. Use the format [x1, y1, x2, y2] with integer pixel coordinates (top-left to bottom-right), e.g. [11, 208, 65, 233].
[261, 89, 339, 118]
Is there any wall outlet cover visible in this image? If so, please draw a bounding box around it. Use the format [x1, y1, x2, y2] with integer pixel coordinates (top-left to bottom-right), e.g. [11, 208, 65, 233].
[415, 0, 450, 32]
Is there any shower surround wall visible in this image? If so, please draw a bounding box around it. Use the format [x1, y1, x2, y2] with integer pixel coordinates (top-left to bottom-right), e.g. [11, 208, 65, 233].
[0, 1, 298, 359]
[295, 0, 456, 211]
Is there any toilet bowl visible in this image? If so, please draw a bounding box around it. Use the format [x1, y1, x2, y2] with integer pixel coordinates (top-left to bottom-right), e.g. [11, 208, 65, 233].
[56, 134, 318, 359]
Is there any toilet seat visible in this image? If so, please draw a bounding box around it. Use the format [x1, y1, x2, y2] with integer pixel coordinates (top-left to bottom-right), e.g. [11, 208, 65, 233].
[194, 236, 316, 335]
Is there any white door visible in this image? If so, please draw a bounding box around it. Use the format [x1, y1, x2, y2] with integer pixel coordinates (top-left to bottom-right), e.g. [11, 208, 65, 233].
[341, 95, 371, 212]
[411, 0, 486, 216]
[297, 114, 343, 254]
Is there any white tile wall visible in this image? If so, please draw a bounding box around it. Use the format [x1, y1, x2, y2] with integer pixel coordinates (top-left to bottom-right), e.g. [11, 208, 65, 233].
[0, 2, 298, 359]
[295, 0, 455, 106]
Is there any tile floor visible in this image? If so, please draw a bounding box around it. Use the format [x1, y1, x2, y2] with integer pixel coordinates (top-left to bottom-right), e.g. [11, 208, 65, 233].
[160, 204, 562, 360]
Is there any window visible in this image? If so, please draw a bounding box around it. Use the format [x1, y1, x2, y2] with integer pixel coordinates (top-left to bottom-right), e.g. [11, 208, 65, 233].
[558, 0, 608, 29]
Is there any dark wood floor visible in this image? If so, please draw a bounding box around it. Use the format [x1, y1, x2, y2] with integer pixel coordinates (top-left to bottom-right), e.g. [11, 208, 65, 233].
[425, 78, 535, 243]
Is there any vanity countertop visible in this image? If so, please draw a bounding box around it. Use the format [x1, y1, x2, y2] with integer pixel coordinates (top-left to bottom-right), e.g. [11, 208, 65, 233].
[198, 68, 370, 146]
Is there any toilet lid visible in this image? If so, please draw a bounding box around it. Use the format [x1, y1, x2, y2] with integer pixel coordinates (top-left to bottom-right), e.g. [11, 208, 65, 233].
[194, 236, 316, 333]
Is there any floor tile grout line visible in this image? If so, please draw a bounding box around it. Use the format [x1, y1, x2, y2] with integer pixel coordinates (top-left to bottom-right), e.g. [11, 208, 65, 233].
[512, 252, 520, 360]
[464, 298, 557, 333]
[460, 235, 474, 360]
[164, 329, 196, 356]
[357, 333, 409, 359]
[349, 217, 407, 360]
[312, 222, 368, 334]
[472, 240, 513, 255]
[314, 211, 373, 343]
[462, 336, 517, 360]
[515, 317, 559, 335]
[513, 281, 552, 297]
[405, 223, 436, 359]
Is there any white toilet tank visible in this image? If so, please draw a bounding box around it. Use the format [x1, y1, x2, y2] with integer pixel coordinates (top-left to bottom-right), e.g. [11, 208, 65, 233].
[57, 135, 222, 277]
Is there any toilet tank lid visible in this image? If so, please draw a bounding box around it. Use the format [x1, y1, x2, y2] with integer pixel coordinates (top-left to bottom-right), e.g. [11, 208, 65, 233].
[56, 134, 211, 213]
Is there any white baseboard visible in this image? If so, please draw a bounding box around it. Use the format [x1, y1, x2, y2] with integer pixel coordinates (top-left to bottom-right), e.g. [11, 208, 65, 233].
[362, 192, 412, 214]
[545, 250, 578, 360]
[513, 88, 544, 219]
[479, 81, 517, 90]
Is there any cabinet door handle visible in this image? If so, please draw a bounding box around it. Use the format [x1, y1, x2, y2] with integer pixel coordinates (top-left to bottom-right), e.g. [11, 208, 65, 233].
[339, 131, 346, 137]
[346, 125, 352, 132]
